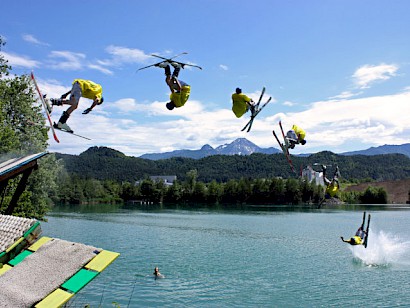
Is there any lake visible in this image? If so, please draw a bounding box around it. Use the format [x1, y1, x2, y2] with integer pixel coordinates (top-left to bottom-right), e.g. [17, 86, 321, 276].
[42, 204, 410, 307]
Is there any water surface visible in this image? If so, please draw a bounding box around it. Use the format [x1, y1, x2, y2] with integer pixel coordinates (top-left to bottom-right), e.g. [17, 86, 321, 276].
[43, 205, 410, 307]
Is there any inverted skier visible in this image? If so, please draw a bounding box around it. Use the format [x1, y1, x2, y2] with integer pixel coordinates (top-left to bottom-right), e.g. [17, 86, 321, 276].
[341, 212, 370, 247]
[322, 165, 340, 199]
[156, 62, 191, 111]
[285, 124, 306, 150]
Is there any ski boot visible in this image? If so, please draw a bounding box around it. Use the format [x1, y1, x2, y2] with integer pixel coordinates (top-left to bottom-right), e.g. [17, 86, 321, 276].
[54, 122, 73, 133]
[54, 111, 73, 133]
[155, 62, 169, 68]
[51, 98, 63, 106]
[42, 94, 53, 113]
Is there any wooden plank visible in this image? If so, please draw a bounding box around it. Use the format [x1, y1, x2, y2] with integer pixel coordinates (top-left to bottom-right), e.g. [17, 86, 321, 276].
[8, 250, 32, 266]
[23, 221, 41, 238]
[61, 268, 99, 293]
[0, 264, 12, 276]
[84, 250, 120, 272]
[28, 237, 52, 252]
[5, 237, 24, 253]
[0, 152, 48, 183]
[34, 288, 74, 308]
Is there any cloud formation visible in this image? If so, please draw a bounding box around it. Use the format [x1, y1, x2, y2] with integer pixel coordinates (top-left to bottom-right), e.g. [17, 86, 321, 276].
[1, 51, 40, 68]
[104, 45, 151, 65]
[48, 51, 86, 70]
[22, 34, 49, 46]
[219, 64, 228, 71]
[352, 63, 398, 89]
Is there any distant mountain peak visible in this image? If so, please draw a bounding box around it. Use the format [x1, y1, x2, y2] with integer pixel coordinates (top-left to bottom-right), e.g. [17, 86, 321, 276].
[201, 144, 214, 150]
[139, 138, 280, 160]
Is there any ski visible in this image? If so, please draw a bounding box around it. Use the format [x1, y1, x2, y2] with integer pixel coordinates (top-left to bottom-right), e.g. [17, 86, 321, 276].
[364, 213, 371, 248]
[26, 119, 91, 140]
[31, 72, 60, 143]
[243, 97, 272, 132]
[272, 121, 296, 173]
[52, 124, 91, 140]
[137, 52, 202, 71]
[241, 87, 272, 132]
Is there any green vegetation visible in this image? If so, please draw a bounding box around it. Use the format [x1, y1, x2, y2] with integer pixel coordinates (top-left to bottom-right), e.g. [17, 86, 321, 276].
[53, 147, 401, 206]
[54, 170, 324, 206]
[341, 186, 388, 204]
[0, 37, 60, 219]
[56, 147, 410, 183]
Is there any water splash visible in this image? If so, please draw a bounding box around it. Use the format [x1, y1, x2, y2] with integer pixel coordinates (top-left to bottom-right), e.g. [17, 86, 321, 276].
[351, 229, 410, 267]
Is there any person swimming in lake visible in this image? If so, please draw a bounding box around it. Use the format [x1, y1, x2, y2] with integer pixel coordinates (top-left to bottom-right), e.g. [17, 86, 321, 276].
[153, 267, 164, 279]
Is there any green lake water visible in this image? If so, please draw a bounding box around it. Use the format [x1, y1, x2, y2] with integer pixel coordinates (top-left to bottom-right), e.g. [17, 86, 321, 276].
[43, 204, 410, 307]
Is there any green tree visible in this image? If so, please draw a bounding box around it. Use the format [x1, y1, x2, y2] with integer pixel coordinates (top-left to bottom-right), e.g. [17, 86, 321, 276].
[360, 186, 388, 204]
[284, 178, 302, 204]
[206, 180, 222, 204]
[0, 37, 59, 219]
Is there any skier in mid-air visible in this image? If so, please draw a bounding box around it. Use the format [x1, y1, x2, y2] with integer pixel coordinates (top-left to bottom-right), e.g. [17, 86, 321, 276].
[322, 165, 340, 199]
[50, 79, 104, 133]
[231, 87, 256, 118]
[156, 62, 191, 110]
[285, 124, 306, 149]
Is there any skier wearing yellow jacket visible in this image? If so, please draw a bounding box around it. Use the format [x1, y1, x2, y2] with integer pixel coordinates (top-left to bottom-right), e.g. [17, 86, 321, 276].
[341, 226, 367, 245]
[322, 165, 340, 198]
[51, 79, 104, 133]
[231, 88, 255, 118]
[156, 62, 191, 110]
[285, 124, 306, 149]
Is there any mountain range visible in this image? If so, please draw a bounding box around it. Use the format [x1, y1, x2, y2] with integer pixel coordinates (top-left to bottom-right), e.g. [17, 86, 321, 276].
[139, 138, 280, 160]
[139, 138, 410, 160]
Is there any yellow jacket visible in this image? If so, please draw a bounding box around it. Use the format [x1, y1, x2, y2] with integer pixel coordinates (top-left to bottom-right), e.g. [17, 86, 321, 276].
[232, 93, 252, 118]
[292, 124, 306, 141]
[170, 85, 191, 107]
[73, 79, 103, 100]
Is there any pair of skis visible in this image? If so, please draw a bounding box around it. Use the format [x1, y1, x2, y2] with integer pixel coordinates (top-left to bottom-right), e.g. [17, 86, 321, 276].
[361, 211, 371, 248]
[30, 72, 91, 141]
[272, 121, 296, 173]
[137, 52, 203, 71]
[241, 87, 272, 133]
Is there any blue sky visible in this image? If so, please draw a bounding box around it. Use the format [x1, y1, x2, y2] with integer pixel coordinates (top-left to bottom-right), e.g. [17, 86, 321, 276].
[1, 0, 410, 156]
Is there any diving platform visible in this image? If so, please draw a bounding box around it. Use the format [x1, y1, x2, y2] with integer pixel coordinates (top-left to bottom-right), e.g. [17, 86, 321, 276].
[0, 214, 119, 307]
[0, 153, 120, 307]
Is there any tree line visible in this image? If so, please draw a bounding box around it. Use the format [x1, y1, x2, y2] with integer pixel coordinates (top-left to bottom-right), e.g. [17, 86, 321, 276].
[54, 168, 388, 206]
[56, 146, 410, 184]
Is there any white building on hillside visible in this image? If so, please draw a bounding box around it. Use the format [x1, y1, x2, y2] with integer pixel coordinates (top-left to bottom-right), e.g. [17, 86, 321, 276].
[302, 166, 325, 186]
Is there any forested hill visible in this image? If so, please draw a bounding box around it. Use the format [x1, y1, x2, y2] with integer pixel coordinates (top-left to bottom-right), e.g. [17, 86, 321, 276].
[54, 146, 410, 183]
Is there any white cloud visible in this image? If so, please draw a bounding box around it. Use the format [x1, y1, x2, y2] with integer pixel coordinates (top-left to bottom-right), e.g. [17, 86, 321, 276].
[22, 34, 49, 46]
[219, 64, 228, 71]
[266, 90, 410, 152]
[352, 63, 398, 89]
[39, 80, 70, 98]
[1, 51, 40, 68]
[87, 64, 113, 75]
[283, 101, 295, 107]
[48, 51, 86, 70]
[105, 45, 151, 65]
[111, 98, 140, 113]
[328, 91, 360, 100]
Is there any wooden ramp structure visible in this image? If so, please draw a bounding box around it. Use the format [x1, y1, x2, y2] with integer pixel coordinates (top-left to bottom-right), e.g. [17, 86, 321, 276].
[0, 152, 48, 215]
[0, 215, 120, 307]
[0, 154, 120, 307]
